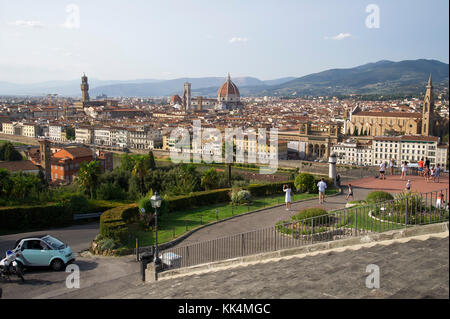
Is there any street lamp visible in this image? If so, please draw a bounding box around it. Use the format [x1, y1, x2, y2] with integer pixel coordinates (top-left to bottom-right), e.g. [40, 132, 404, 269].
[150, 191, 162, 265]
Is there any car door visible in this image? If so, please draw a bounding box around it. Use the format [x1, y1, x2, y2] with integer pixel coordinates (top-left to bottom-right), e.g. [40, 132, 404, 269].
[37, 240, 53, 266]
[20, 240, 43, 266]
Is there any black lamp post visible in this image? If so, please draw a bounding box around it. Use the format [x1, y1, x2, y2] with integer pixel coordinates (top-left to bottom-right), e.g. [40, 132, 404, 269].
[150, 191, 162, 265]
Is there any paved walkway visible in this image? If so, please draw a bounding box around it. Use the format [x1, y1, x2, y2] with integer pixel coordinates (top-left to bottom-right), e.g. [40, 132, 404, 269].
[172, 188, 372, 247]
[348, 174, 449, 194]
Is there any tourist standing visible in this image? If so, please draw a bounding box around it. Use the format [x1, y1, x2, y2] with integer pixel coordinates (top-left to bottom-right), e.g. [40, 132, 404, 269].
[424, 165, 430, 182]
[434, 164, 441, 183]
[436, 192, 443, 209]
[283, 184, 292, 211]
[389, 158, 395, 176]
[346, 184, 353, 201]
[425, 157, 430, 170]
[379, 161, 386, 180]
[317, 178, 327, 204]
[418, 158, 424, 176]
[401, 161, 408, 180]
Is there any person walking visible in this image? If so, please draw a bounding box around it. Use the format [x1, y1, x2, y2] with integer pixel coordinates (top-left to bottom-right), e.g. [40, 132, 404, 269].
[418, 158, 424, 176]
[379, 161, 386, 180]
[317, 178, 327, 204]
[434, 164, 441, 183]
[389, 158, 395, 176]
[425, 157, 430, 170]
[401, 161, 408, 180]
[346, 184, 353, 201]
[283, 184, 292, 211]
[424, 165, 430, 182]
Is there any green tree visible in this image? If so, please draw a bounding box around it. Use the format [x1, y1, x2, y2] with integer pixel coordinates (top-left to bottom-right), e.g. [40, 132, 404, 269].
[294, 173, 315, 193]
[146, 150, 156, 170]
[76, 161, 102, 199]
[119, 153, 136, 171]
[0, 168, 13, 197]
[65, 126, 76, 141]
[201, 168, 219, 190]
[0, 142, 22, 161]
[132, 157, 148, 194]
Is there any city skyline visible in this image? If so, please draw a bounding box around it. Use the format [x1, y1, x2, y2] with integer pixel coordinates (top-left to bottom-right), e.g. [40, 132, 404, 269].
[0, 0, 448, 83]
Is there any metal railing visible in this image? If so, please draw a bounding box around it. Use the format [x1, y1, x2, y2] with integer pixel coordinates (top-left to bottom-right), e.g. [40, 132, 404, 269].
[159, 188, 449, 270]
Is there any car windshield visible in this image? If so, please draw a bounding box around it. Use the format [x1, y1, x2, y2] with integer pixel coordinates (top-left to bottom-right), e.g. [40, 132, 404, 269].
[42, 236, 66, 250]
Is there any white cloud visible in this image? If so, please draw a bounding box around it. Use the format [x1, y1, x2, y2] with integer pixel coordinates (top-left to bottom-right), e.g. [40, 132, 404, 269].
[324, 33, 352, 40]
[8, 20, 44, 28]
[229, 37, 248, 44]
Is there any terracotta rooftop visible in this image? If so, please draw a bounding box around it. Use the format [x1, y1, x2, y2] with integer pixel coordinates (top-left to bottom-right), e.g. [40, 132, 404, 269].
[353, 111, 422, 118]
[0, 160, 40, 172]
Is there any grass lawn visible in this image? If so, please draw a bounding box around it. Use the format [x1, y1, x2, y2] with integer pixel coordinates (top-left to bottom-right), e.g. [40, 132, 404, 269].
[126, 188, 339, 248]
[0, 139, 27, 146]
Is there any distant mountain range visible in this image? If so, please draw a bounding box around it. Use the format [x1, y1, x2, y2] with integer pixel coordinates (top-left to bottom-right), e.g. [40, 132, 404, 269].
[0, 59, 447, 97]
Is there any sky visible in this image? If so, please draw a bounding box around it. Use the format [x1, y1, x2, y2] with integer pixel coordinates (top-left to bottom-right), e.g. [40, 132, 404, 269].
[0, 0, 448, 84]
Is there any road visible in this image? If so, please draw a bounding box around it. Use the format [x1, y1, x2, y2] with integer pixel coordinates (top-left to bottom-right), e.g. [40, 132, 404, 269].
[0, 222, 100, 257]
[0, 222, 142, 299]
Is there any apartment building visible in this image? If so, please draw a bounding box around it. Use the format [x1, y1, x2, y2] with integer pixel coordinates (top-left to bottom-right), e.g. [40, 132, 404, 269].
[373, 135, 440, 166]
[94, 127, 112, 146]
[48, 125, 67, 142]
[111, 128, 129, 148]
[331, 139, 373, 166]
[75, 127, 93, 144]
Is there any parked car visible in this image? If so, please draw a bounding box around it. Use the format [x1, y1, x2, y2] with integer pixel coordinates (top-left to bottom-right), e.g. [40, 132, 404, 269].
[12, 235, 75, 271]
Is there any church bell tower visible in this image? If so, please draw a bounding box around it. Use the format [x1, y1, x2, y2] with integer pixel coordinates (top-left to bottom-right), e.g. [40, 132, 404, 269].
[422, 74, 434, 136]
[81, 73, 90, 103]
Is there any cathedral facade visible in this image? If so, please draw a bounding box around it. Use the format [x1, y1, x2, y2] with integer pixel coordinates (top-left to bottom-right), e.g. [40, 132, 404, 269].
[346, 75, 436, 137]
[169, 73, 242, 112]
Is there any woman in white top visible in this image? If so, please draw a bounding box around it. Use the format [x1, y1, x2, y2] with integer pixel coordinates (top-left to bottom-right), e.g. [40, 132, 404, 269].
[283, 184, 292, 211]
[401, 161, 408, 180]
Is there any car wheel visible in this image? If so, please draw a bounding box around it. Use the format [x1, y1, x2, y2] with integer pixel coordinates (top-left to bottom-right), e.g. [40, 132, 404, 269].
[50, 259, 65, 271]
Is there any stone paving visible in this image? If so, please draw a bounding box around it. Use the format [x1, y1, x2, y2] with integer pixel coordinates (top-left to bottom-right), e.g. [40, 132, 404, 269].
[172, 188, 372, 247]
[106, 235, 449, 299]
[348, 174, 449, 194]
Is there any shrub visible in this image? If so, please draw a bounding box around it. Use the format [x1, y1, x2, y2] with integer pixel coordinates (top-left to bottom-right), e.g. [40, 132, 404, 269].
[99, 204, 139, 244]
[230, 189, 252, 205]
[0, 203, 72, 232]
[245, 181, 294, 197]
[366, 191, 394, 204]
[163, 188, 231, 214]
[295, 173, 315, 193]
[59, 193, 89, 214]
[98, 238, 118, 251]
[96, 182, 127, 200]
[292, 207, 329, 223]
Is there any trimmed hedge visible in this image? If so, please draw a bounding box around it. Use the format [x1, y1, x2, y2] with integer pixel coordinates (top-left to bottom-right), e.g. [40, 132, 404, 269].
[291, 207, 330, 225]
[99, 204, 139, 244]
[0, 203, 72, 232]
[244, 181, 294, 197]
[163, 188, 231, 214]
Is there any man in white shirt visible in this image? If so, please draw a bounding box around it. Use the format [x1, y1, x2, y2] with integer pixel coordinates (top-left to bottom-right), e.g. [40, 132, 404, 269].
[317, 178, 327, 204]
[379, 161, 386, 180]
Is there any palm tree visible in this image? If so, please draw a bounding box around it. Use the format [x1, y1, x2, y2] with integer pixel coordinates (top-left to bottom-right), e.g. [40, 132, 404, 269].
[132, 157, 148, 194]
[201, 168, 218, 190]
[77, 161, 101, 199]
